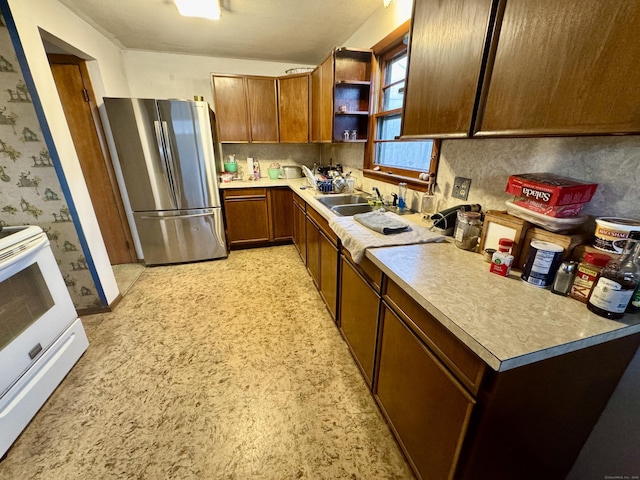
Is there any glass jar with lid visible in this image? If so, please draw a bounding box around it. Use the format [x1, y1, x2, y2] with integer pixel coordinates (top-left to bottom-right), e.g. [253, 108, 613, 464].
[454, 209, 483, 251]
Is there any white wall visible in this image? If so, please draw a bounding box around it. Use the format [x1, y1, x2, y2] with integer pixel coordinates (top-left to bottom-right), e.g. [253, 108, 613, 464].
[122, 50, 314, 107]
[7, 0, 132, 304]
[345, 0, 413, 48]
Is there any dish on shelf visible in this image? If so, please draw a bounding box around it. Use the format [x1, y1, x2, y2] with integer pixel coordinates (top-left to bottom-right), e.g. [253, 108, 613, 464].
[505, 200, 588, 233]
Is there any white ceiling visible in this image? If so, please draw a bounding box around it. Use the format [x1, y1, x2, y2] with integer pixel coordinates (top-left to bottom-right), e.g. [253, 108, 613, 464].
[57, 0, 384, 65]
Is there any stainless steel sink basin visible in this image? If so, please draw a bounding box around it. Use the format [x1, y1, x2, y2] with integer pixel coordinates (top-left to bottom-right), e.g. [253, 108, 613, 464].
[316, 194, 371, 207]
[331, 204, 373, 216]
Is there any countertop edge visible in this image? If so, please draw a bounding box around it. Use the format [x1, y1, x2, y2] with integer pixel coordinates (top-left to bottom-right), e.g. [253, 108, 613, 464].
[222, 179, 640, 373]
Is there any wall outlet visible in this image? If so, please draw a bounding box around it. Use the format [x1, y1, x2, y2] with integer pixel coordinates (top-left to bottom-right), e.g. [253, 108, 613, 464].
[452, 176, 472, 200]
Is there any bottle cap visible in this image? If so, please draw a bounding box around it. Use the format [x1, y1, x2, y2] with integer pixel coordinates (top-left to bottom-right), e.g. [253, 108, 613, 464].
[584, 252, 611, 267]
[498, 238, 514, 247]
[629, 231, 640, 240]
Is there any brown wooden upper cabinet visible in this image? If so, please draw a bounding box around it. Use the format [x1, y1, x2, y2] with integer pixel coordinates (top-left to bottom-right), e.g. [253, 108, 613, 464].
[212, 74, 278, 142]
[278, 73, 310, 143]
[311, 48, 372, 143]
[311, 54, 334, 142]
[402, 0, 640, 139]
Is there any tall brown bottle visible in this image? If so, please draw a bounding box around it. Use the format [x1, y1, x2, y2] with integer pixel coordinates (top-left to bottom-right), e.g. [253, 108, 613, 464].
[587, 231, 640, 319]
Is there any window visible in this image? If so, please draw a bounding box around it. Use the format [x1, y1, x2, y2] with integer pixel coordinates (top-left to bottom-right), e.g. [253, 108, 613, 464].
[364, 22, 439, 190]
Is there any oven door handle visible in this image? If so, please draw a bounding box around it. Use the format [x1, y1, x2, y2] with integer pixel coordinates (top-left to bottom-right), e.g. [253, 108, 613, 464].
[0, 234, 48, 274]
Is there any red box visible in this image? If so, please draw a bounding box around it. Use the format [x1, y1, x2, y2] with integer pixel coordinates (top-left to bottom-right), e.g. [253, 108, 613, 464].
[506, 173, 598, 206]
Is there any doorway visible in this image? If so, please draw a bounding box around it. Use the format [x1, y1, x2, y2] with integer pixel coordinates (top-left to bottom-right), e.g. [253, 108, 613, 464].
[47, 54, 136, 265]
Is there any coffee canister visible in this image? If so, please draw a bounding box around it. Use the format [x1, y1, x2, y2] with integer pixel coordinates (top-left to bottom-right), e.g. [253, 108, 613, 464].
[521, 241, 565, 288]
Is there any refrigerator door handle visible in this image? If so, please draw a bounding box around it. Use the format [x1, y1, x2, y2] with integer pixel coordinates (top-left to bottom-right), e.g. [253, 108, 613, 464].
[153, 120, 178, 209]
[139, 212, 213, 220]
[161, 120, 183, 205]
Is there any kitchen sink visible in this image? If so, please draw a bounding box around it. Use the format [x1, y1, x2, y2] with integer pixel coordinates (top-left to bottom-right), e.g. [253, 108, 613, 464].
[331, 204, 374, 216]
[316, 194, 371, 207]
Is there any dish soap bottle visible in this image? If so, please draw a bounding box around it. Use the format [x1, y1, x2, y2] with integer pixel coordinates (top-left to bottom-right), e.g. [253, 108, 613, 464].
[398, 182, 407, 211]
[587, 231, 640, 319]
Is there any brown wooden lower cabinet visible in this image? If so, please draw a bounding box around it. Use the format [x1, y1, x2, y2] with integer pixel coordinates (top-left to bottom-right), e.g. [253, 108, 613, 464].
[319, 230, 338, 319]
[222, 187, 292, 249]
[305, 215, 320, 287]
[375, 303, 475, 480]
[339, 255, 381, 386]
[292, 193, 307, 262]
[372, 279, 640, 480]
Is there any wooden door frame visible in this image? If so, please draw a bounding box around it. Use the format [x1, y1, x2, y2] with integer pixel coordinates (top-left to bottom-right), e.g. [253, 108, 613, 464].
[48, 53, 137, 264]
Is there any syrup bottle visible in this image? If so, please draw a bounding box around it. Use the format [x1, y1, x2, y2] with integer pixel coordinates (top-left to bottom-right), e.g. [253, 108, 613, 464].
[587, 231, 640, 319]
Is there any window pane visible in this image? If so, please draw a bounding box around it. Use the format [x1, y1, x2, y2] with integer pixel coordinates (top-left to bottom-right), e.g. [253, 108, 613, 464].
[377, 114, 401, 141]
[386, 54, 407, 84]
[382, 81, 404, 111]
[375, 140, 433, 170]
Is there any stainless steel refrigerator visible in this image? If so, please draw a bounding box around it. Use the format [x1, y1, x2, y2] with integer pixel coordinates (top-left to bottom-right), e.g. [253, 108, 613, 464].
[104, 98, 227, 265]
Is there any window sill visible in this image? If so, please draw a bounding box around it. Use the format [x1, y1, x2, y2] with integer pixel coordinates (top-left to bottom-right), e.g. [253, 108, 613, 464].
[362, 169, 430, 192]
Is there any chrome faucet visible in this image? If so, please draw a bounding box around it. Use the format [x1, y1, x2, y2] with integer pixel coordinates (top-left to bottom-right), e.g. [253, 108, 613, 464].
[372, 186, 383, 202]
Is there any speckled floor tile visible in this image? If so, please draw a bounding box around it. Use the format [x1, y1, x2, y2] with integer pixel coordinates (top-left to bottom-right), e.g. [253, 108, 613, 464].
[0, 245, 414, 480]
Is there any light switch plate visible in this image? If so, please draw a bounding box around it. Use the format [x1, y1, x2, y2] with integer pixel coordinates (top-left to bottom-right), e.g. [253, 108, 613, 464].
[452, 176, 472, 200]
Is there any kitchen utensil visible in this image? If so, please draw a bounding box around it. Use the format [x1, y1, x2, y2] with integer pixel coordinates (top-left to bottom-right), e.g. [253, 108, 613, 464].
[332, 176, 346, 193]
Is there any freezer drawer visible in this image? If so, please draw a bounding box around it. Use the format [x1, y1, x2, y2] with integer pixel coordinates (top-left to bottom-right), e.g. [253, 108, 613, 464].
[134, 208, 227, 265]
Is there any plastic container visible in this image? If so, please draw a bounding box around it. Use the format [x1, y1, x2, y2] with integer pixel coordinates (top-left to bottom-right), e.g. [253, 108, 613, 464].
[521, 240, 564, 288]
[223, 162, 237, 173]
[593, 217, 640, 254]
[267, 168, 281, 179]
[505, 200, 588, 233]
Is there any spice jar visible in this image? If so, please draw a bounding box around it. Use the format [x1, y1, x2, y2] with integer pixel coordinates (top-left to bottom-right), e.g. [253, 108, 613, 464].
[569, 252, 611, 303]
[454, 210, 482, 251]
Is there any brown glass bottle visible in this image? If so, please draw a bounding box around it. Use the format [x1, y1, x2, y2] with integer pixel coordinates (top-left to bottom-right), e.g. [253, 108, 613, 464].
[587, 231, 640, 320]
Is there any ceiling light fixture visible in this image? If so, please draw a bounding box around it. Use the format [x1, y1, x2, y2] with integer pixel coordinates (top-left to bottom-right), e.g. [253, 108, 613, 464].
[174, 0, 221, 20]
[383, 0, 395, 7]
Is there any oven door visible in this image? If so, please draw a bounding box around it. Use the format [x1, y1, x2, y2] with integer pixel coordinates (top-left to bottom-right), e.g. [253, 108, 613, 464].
[0, 233, 78, 396]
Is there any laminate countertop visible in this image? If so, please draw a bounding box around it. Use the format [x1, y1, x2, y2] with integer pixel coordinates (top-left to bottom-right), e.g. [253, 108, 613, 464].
[219, 177, 640, 372]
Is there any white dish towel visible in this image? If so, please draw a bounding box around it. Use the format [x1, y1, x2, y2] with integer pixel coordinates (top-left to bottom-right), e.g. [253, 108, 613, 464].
[329, 211, 445, 263]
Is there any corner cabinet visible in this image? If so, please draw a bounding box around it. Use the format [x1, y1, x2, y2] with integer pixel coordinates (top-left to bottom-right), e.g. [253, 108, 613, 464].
[212, 75, 279, 143]
[311, 48, 372, 143]
[222, 187, 292, 248]
[402, 0, 640, 138]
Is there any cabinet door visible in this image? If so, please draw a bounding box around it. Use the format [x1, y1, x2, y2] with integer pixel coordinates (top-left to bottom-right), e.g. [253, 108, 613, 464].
[319, 231, 339, 319]
[476, 0, 640, 136]
[402, 0, 494, 138]
[306, 216, 320, 287]
[292, 197, 307, 262]
[320, 55, 334, 142]
[246, 77, 279, 142]
[340, 256, 380, 385]
[269, 187, 293, 240]
[212, 75, 250, 142]
[375, 305, 475, 480]
[278, 74, 310, 143]
[310, 66, 322, 142]
[223, 189, 270, 247]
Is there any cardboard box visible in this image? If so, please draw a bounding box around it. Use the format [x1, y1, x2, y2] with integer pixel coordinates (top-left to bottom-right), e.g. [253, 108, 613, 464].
[506, 173, 598, 206]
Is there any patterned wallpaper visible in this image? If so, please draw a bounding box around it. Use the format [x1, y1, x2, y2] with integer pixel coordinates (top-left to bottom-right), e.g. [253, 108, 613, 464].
[0, 16, 101, 311]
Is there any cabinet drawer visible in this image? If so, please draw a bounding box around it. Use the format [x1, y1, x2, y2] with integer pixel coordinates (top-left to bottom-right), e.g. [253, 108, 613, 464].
[223, 188, 267, 199]
[383, 279, 485, 395]
[342, 248, 383, 293]
[307, 205, 338, 245]
[292, 192, 306, 211]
